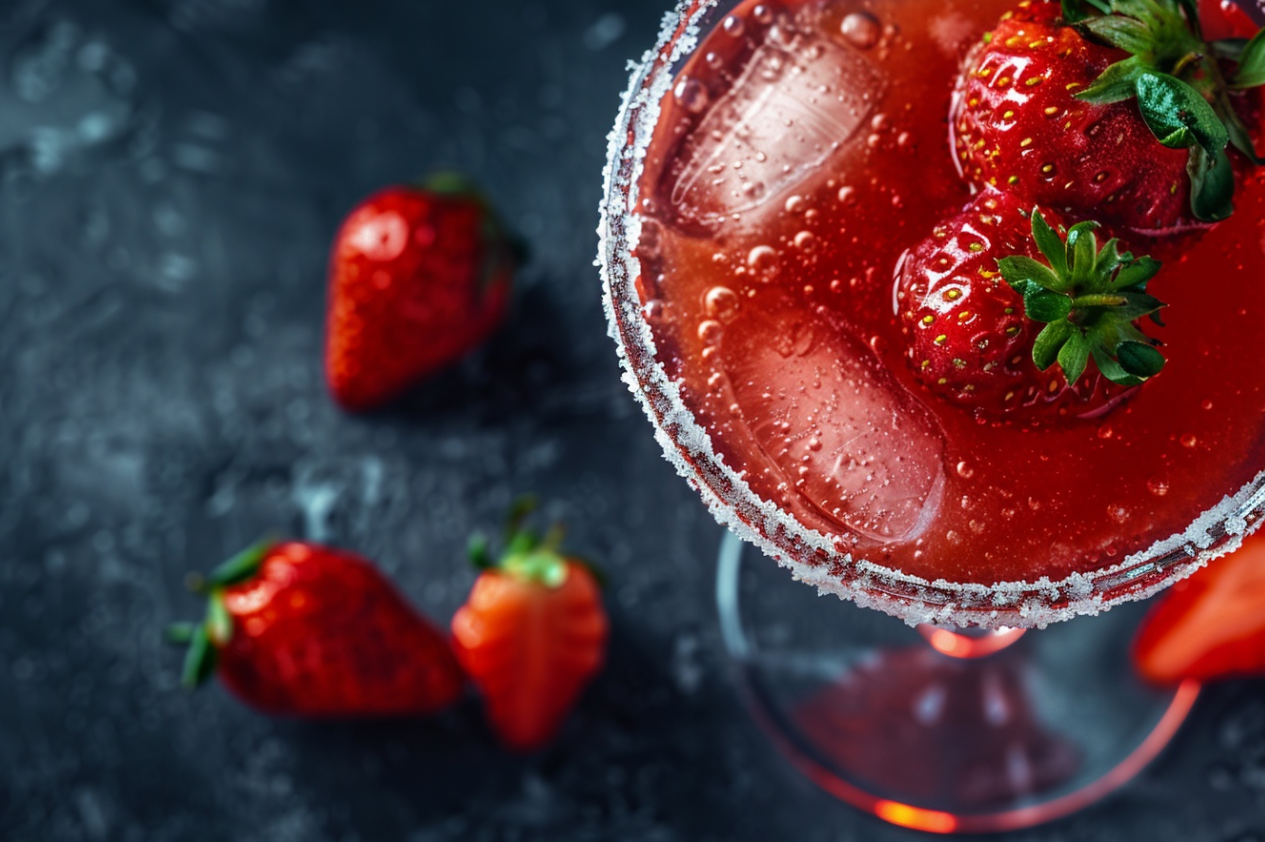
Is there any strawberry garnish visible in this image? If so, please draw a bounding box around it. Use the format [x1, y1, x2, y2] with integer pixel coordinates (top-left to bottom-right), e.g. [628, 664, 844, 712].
[451, 502, 609, 751]
[325, 174, 519, 412]
[996, 202, 1167, 387]
[951, 0, 1263, 232]
[897, 189, 1162, 417]
[168, 540, 464, 716]
[1134, 528, 1265, 684]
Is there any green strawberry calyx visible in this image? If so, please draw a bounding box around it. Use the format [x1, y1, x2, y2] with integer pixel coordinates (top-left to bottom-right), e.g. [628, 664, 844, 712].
[998, 209, 1168, 387]
[467, 497, 602, 589]
[165, 539, 274, 689]
[1062, 0, 1265, 222]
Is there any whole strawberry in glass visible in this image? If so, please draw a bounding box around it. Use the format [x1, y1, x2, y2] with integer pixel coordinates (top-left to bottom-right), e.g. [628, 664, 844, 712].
[897, 188, 1167, 419]
[950, 0, 1264, 233]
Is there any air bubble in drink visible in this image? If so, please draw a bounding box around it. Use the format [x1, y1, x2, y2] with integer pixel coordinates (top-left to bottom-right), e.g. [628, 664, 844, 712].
[673, 78, 710, 113]
[841, 12, 881, 49]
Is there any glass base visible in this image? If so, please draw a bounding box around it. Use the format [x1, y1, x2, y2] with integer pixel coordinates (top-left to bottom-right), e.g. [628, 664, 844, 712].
[716, 531, 1201, 833]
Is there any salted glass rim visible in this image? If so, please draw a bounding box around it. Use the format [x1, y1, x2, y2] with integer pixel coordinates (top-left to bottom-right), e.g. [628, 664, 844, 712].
[596, 0, 1265, 628]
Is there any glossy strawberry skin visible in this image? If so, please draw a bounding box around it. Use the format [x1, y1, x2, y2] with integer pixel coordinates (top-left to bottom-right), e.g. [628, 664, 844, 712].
[451, 562, 608, 751]
[325, 185, 514, 411]
[216, 542, 465, 716]
[1134, 529, 1265, 684]
[950, 0, 1195, 234]
[897, 189, 1126, 417]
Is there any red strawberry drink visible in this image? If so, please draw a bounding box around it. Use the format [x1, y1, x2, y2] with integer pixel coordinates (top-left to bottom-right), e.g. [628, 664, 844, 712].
[601, 0, 1265, 627]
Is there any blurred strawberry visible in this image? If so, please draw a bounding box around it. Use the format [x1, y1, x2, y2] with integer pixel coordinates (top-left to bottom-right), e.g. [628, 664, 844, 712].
[452, 502, 608, 751]
[325, 174, 520, 411]
[1133, 528, 1265, 684]
[168, 540, 464, 716]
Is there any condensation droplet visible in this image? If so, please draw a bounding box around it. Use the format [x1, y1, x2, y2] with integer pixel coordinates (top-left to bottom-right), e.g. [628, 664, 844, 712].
[793, 230, 815, 251]
[956, 460, 975, 479]
[1181, 434, 1198, 449]
[837, 185, 856, 205]
[753, 4, 774, 24]
[841, 12, 881, 49]
[1108, 504, 1128, 524]
[784, 195, 804, 214]
[723, 15, 745, 37]
[1147, 478, 1170, 497]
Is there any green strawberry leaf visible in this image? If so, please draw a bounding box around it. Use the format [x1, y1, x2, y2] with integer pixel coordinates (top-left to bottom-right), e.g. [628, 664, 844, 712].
[1078, 56, 1147, 103]
[1063, 0, 1111, 22]
[1062, 0, 1089, 22]
[1034, 321, 1074, 370]
[1092, 347, 1147, 387]
[1174, 0, 1201, 38]
[181, 624, 218, 689]
[165, 622, 197, 645]
[999, 255, 1064, 293]
[1231, 28, 1265, 89]
[1026, 289, 1075, 323]
[1058, 331, 1092, 384]
[1111, 255, 1162, 289]
[1066, 221, 1100, 286]
[1188, 144, 1235, 222]
[1115, 290, 1167, 320]
[1030, 211, 1068, 277]
[206, 591, 233, 646]
[468, 533, 493, 569]
[205, 538, 273, 588]
[1083, 17, 1154, 54]
[1117, 341, 1166, 377]
[1094, 238, 1124, 277]
[1135, 72, 1229, 156]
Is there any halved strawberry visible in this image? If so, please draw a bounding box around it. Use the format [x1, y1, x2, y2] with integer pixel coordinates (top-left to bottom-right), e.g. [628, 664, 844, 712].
[451, 504, 608, 751]
[1134, 527, 1265, 684]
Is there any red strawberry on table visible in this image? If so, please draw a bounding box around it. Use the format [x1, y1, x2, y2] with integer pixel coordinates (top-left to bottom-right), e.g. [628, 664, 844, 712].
[950, 0, 1264, 233]
[1134, 528, 1265, 684]
[168, 540, 464, 716]
[451, 504, 609, 751]
[325, 174, 519, 411]
[897, 188, 1166, 418]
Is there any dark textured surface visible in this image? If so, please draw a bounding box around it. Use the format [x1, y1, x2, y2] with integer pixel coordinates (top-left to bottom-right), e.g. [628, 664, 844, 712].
[0, 0, 1263, 839]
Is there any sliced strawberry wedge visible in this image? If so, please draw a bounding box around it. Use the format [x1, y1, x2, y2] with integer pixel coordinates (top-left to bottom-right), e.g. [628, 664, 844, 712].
[1133, 529, 1265, 684]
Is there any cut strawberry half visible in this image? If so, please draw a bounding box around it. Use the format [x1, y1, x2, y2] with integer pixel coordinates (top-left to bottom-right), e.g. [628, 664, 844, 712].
[1133, 527, 1265, 684]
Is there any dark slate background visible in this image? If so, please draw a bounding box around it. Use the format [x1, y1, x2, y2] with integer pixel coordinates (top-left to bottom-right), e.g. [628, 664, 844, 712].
[0, 0, 1263, 839]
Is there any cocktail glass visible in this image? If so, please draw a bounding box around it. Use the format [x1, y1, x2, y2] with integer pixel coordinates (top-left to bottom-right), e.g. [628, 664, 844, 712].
[598, 0, 1265, 831]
